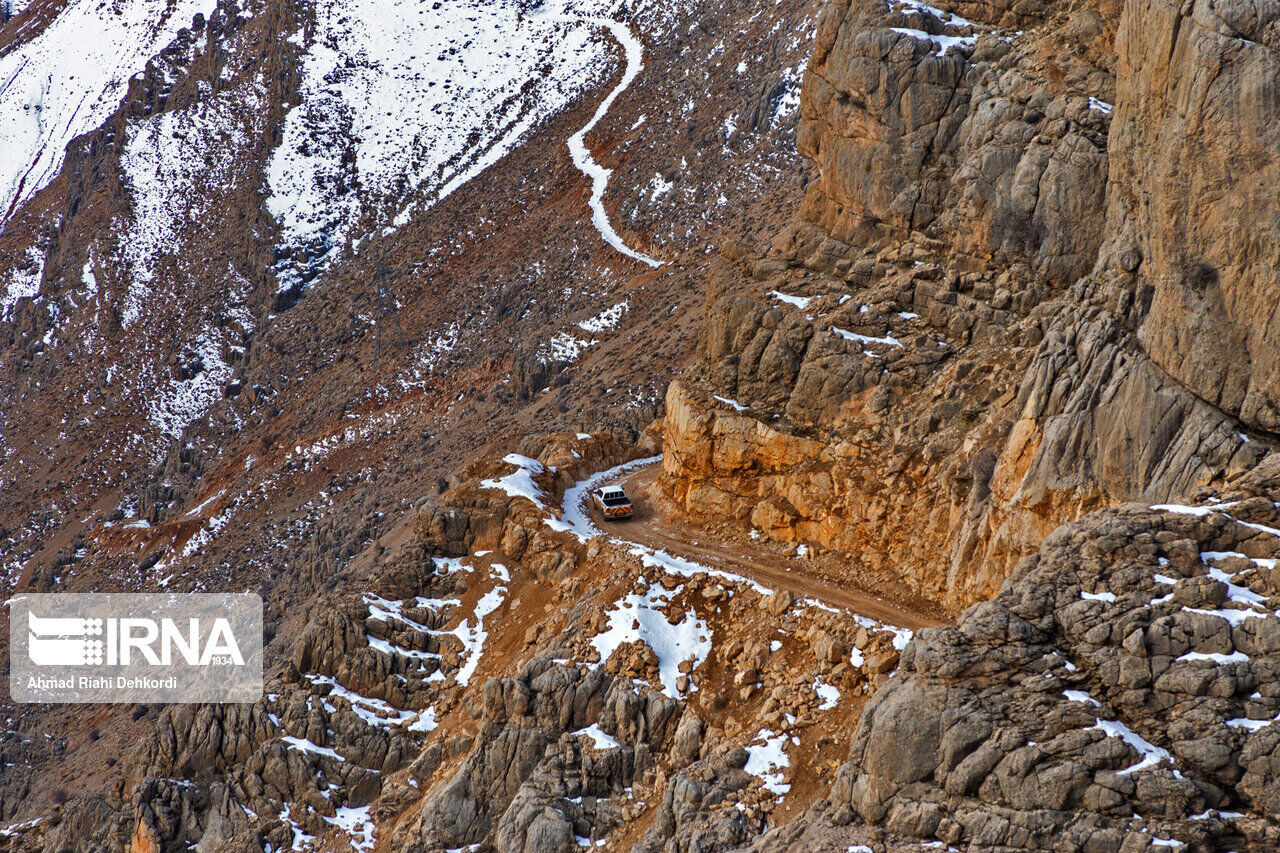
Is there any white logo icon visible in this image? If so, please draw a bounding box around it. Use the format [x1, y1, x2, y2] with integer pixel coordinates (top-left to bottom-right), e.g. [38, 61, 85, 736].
[28, 613, 104, 666]
[12, 593, 263, 703]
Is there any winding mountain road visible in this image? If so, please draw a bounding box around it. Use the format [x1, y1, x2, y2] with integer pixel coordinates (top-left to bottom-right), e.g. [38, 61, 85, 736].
[555, 13, 663, 268]
[557, 457, 941, 632]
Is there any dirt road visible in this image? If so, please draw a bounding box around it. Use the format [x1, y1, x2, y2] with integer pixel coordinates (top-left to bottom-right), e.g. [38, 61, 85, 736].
[586, 461, 942, 632]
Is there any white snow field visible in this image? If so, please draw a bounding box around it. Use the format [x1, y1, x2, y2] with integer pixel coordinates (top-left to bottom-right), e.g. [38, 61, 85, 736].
[2, 0, 667, 284]
[0, 0, 218, 223]
[267, 0, 665, 288]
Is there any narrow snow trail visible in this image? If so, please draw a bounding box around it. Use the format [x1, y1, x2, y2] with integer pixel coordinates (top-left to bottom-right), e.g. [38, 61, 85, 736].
[555, 15, 664, 268]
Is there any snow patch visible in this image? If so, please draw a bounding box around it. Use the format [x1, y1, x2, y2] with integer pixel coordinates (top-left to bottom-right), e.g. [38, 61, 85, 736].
[409, 707, 439, 733]
[1184, 606, 1267, 626]
[572, 723, 621, 749]
[713, 395, 748, 411]
[1063, 689, 1101, 707]
[281, 735, 345, 762]
[146, 325, 235, 440]
[323, 805, 376, 851]
[2, 247, 43, 318]
[831, 326, 904, 348]
[1092, 719, 1173, 775]
[542, 331, 595, 364]
[744, 729, 791, 795]
[1226, 715, 1279, 732]
[1177, 651, 1249, 665]
[481, 453, 550, 509]
[648, 172, 674, 200]
[452, 585, 507, 686]
[770, 290, 813, 310]
[1150, 502, 1236, 517]
[813, 678, 840, 710]
[578, 300, 629, 333]
[279, 803, 316, 850]
[890, 28, 977, 55]
[590, 581, 711, 697]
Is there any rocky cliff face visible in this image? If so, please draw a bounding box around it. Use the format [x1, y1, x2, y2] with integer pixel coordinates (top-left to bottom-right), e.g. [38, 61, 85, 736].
[771, 465, 1280, 851]
[797, 0, 1115, 286]
[658, 0, 1275, 614]
[1105, 0, 1280, 434]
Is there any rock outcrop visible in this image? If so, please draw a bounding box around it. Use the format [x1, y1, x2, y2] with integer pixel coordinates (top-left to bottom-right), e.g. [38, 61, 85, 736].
[1103, 0, 1280, 433]
[798, 0, 1115, 286]
[658, 0, 1276, 615]
[394, 659, 681, 852]
[811, 478, 1280, 850]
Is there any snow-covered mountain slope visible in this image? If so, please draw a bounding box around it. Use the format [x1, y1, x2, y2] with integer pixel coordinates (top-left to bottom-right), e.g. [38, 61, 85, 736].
[0, 0, 219, 222]
[121, 80, 267, 328]
[266, 0, 622, 290]
[0, 0, 817, 602]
